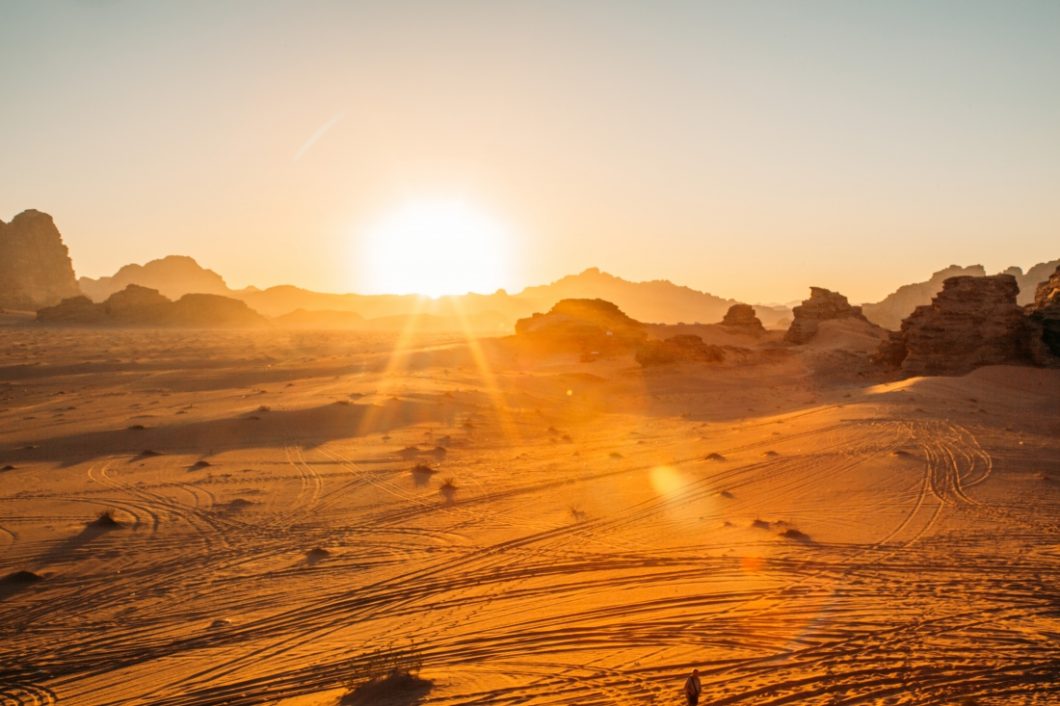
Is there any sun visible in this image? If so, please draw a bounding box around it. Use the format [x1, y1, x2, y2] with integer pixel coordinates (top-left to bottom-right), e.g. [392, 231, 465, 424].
[358, 198, 513, 297]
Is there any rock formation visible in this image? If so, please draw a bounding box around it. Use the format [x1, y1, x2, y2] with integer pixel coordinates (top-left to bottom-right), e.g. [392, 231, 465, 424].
[879, 274, 1029, 375]
[38, 285, 266, 328]
[863, 260, 1060, 328]
[720, 303, 765, 334]
[635, 335, 725, 366]
[514, 298, 646, 353]
[1026, 265, 1060, 364]
[0, 210, 80, 310]
[862, 265, 985, 330]
[78, 255, 231, 301]
[785, 288, 869, 344]
[1002, 259, 1060, 305]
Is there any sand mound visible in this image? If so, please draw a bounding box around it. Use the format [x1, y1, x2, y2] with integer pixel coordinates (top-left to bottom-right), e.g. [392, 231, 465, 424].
[3, 570, 43, 584]
[88, 510, 124, 529]
[306, 547, 331, 564]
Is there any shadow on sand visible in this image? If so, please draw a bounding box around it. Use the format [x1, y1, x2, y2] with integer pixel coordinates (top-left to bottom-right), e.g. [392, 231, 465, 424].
[4, 395, 462, 467]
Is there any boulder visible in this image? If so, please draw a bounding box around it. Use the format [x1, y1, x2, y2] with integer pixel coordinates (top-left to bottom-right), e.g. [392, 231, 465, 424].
[0, 210, 80, 310]
[785, 288, 868, 344]
[720, 304, 765, 334]
[884, 274, 1029, 375]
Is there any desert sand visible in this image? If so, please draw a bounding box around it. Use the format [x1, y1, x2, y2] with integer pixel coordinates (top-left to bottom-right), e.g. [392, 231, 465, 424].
[1, 327, 1058, 705]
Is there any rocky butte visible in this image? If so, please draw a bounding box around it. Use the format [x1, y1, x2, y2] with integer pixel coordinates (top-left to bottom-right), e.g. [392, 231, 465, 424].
[784, 287, 869, 344]
[0, 210, 80, 310]
[879, 274, 1030, 376]
[720, 303, 765, 335]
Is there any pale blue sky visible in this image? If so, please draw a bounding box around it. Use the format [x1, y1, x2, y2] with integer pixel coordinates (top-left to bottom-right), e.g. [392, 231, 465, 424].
[2, 1, 1058, 301]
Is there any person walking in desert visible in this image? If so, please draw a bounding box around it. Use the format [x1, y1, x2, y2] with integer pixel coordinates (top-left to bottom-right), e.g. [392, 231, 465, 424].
[684, 668, 702, 705]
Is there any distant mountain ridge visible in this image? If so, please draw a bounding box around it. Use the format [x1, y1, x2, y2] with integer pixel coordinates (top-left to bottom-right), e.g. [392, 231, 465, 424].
[79, 257, 791, 329]
[862, 260, 1060, 330]
[79, 255, 230, 301]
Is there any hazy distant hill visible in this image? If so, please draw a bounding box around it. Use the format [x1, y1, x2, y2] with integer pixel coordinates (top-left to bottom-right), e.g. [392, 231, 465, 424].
[1003, 260, 1060, 305]
[863, 259, 1060, 330]
[517, 268, 789, 328]
[78, 257, 789, 329]
[38, 284, 266, 328]
[79, 255, 230, 301]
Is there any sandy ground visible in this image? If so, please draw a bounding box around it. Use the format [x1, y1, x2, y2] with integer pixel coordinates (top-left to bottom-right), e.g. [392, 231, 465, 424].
[0, 328, 1058, 706]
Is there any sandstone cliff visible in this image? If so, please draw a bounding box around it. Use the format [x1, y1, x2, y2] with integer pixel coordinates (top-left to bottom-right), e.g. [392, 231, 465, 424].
[862, 265, 985, 330]
[0, 210, 80, 310]
[1026, 265, 1060, 364]
[879, 275, 1029, 376]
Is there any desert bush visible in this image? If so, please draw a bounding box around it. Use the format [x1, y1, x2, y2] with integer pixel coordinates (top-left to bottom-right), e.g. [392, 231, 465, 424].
[343, 643, 425, 691]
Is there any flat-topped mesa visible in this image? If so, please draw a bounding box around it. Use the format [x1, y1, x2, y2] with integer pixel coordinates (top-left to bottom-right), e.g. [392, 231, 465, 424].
[784, 287, 867, 344]
[720, 303, 765, 334]
[0, 209, 80, 310]
[1027, 265, 1060, 364]
[882, 274, 1029, 375]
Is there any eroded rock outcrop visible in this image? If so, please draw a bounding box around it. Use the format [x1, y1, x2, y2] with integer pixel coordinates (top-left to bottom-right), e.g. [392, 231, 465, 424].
[38, 285, 265, 328]
[880, 274, 1029, 375]
[1026, 265, 1060, 364]
[720, 304, 765, 334]
[785, 288, 868, 344]
[862, 265, 985, 330]
[0, 210, 80, 310]
[635, 335, 725, 366]
[514, 298, 646, 353]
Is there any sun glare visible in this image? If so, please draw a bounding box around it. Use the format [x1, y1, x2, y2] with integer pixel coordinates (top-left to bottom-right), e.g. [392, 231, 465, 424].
[359, 198, 513, 297]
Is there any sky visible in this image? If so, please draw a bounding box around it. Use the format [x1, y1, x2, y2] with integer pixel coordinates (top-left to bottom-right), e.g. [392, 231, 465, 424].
[2, 0, 1058, 304]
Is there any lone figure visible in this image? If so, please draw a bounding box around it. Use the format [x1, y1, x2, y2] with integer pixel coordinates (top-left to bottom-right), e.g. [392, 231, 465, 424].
[684, 668, 702, 706]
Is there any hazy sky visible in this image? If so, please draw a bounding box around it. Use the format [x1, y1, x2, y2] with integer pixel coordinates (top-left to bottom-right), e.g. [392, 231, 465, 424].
[2, 1, 1058, 303]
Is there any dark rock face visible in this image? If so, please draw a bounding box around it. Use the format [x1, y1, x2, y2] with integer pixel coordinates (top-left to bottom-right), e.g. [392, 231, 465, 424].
[37, 285, 266, 328]
[785, 288, 868, 344]
[0, 210, 79, 310]
[1027, 265, 1060, 364]
[885, 274, 1029, 375]
[720, 304, 765, 334]
[636, 335, 725, 366]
